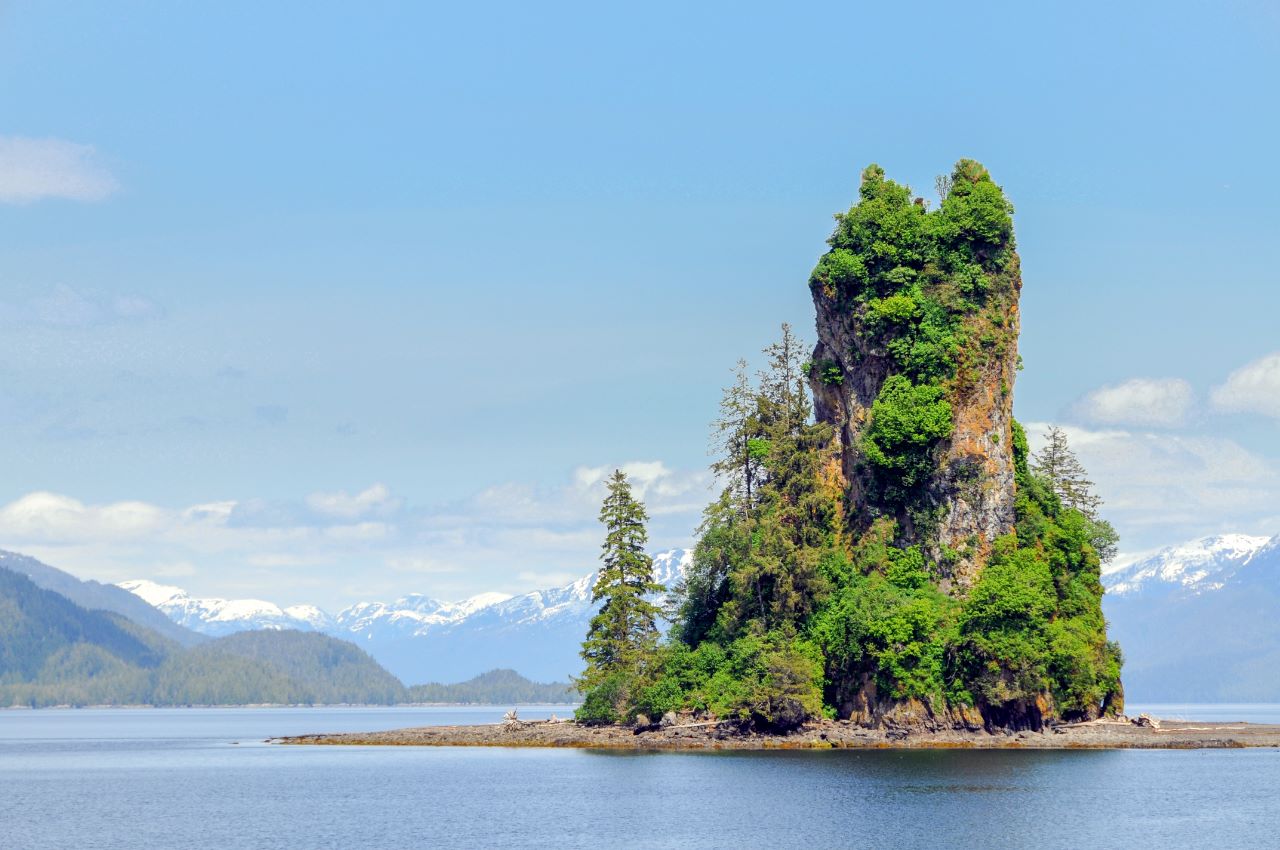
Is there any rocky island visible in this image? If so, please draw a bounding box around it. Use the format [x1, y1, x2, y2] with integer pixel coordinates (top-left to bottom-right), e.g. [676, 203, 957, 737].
[277, 712, 1280, 750]
[282, 161, 1265, 751]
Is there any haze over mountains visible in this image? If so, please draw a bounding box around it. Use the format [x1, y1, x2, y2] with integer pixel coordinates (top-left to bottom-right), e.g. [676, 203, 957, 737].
[0, 551, 204, 647]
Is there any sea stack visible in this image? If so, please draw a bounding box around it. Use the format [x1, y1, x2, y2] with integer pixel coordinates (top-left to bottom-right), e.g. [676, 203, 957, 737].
[808, 160, 1022, 589]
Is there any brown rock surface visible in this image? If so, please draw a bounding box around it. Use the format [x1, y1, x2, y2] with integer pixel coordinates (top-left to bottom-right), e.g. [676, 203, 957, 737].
[275, 717, 1280, 750]
[810, 275, 1021, 589]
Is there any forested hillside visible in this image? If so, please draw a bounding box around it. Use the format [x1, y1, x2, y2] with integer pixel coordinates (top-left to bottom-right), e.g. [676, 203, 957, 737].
[0, 550, 205, 647]
[193, 630, 409, 704]
[0, 567, 406, 707]
[408, 668, 574, 704]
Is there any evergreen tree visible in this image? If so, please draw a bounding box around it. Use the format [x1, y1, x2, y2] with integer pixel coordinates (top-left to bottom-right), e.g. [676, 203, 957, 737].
[1032, 426, 1099, 516]
[711, 359, 766, 514]
[758, 322, 811, 438]
[578, 471, 664, 702]
[678, 325, 839, 640]
[1031, 425, 1118, 564]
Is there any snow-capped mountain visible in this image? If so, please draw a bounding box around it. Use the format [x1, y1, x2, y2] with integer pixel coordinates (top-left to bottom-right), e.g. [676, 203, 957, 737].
[1101, 533, 1280, 702]
[117, 579, 334, 636]
[1103, 534, 1273, 597]
[334, 591, 515, 638]
[115, 539, 1280, 700]
[118, 549, 692, 683]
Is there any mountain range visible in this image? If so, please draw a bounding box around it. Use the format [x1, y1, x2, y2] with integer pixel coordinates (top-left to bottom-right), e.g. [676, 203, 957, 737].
[0, 551, 572, 707]
[6, 535, 1278, 702]
[115, 538, 1280, 702]
[0, 550, 205, 647]
[0, 564, 400, 706]
[119, 550, 691, 683]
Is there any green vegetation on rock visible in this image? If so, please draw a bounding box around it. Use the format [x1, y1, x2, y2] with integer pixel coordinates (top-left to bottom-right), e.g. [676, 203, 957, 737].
[577, 161, 1122, 732]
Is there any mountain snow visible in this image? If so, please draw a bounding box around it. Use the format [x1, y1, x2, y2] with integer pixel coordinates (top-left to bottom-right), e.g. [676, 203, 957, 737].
[115, 539, 1280, 696]
[117, 579, 336, 634]
[1103, 534, 1273, 596]
[1101, 532, 1280, 701]
[117, 549, 692, 680]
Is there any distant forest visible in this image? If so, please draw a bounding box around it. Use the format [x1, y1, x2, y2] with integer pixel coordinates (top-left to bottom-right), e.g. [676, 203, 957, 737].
[409, 669, 576, 704]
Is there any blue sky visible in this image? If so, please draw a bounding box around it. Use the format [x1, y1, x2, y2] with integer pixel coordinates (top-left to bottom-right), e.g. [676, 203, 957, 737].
[1, 0, 1278, 609]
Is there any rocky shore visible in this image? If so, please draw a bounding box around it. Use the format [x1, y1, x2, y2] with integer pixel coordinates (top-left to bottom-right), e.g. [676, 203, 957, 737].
[275, 715, 1280, 750]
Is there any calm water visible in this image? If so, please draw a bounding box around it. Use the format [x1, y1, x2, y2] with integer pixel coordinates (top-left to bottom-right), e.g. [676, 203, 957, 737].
[2, 706, 1279, 849]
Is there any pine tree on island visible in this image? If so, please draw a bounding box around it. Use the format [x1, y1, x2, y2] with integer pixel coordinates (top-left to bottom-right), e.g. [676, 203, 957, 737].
[1032, 425, 1120, 564]
[576, 470, 665, 724]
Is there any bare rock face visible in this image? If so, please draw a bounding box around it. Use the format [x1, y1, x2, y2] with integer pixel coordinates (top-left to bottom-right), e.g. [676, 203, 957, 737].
[807, 162, 1022, 588]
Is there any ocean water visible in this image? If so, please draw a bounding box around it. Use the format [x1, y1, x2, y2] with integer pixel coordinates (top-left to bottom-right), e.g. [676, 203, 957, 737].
[2, 706, 1278, 849]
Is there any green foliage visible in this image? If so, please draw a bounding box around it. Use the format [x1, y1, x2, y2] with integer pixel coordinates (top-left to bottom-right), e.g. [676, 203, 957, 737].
[0, 568, 165, 683]
[860, 375, 953, 506]
[630, 633, 823, 730]
[575, 673, 628, 725]
[150, 650, 312, 706]
[933, 160, 1015, 266]
[812, 557, 956, 705]
[635, 162, 1119, 731]
[577, 471, 666, 722]
[803, 358, 845, 385]
[193, 630, 408, 704]
[943, 421, 1123, 720]
[809, 159, 1017, 388]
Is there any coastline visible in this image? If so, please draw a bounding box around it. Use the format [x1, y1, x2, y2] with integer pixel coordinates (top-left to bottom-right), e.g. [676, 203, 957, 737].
[2, 702, 581, 711]
[274, 716, 1280, 750]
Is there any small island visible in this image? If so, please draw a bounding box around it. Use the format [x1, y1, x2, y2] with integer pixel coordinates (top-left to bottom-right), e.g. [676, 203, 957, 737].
[277, 713, 1280, 750]
[281, 161, 1278, 751]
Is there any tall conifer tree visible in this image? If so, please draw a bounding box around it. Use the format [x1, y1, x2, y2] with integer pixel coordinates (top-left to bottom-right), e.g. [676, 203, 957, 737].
[579, 471, 664, 693]
[1031, 425, 1118, 563]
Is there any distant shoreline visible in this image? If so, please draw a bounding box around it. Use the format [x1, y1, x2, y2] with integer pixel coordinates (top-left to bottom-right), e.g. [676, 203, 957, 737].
[275, 717, 1280, 750]
[2, 702, 582, 711]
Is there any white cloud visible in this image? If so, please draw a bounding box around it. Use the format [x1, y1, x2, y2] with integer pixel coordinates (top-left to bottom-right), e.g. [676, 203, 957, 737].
[0, 492, 166, 542]
[0, 464, 708, 609]
[1023, 422, 1280, 552]
[1211, 351, 1280, 419]
[1074, 377, 1194, 427]
[0, 136, 118, 203]
[306, 483, 401, 519]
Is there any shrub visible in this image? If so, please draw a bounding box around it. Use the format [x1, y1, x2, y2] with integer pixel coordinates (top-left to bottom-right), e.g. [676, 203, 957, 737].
[860, 375, 954, 505]
[575, 673, 627, 726]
